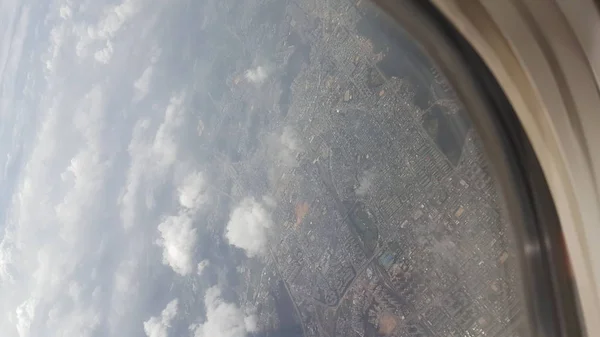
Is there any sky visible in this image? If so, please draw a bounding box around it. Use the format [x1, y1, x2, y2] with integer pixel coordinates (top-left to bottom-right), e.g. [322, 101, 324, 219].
[0, 0, 275, 336]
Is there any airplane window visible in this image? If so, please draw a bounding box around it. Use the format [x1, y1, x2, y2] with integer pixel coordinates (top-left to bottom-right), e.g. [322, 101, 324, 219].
[3, 0, 585, 336]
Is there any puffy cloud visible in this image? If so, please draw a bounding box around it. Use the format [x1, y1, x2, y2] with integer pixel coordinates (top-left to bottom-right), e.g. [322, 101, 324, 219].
[93, 40, 114, 64]
[121, 95, 206, 276]
[43, 286, 102, 337]
[14, 297, 36, 337]
[93, 0, 140, 40]
[120, 92, 187, 230]
[356, 170, 376, 196]
[265, 127, 303, 185]
[192, 287, 257, 337]
[42, 21, 67, 76]
[244, 66, 269, 85]
[197, 259, 209, 276]
[143, 299, 179, 337]
[261, 195, 277, 209]
[74, 0, 141, 63]
[119, 118, 152, 230]
[120, 93, 209, 280]
[178, 171, 208, 211]
[280, 127, 300, 152]
[133, 46, 161, 102]
[152, 93, 186, 170]
[133, 65, 154, 101]
[154, 171, 208, 277]
[273, 127, 302, 168]
[59, 5, 72, 20]
[156, 213, 198, 276]
[226, 198, 272, 258]
[55, 86, 110, 243]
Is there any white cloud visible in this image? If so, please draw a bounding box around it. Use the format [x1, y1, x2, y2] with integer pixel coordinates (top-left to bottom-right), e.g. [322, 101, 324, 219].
[279, 127, 302, 165]
[143, 298, 179, 337]
[55, 86, 110, 243]
[14, 297, 36, 337]
[120, 92, 187, 230]
[119, 118, 151, 230]
[133, 46, 160, 102]
[265, 127, 304, 185]
[0, 0, 263, 336]
[0, 82, 110, 337]
[152, 93, 186, 173]
[133, 65, 154, 101]
[74, 0, 141, 63]
[0, 1, 177, 334]
[356, 169, 376, 196]
[93, 0, 140, 40]
[178, 171, 208, 211]
[244, 65, 269, 85]
[106, 247, 146, 335]
[93, 40, 114, 64]
[0, 0, 213, 335]
[261, 195, 277, 208]
[43, 291, 102, 337]
[42, 21, 67, 76]
[120, 94, 207, 277]
[192, 287, 257, 337]
[226, 197, 272, 258]
[59, 5, 72, 20]
[156, 212, 197, 276]
[197, 259, 209, 276]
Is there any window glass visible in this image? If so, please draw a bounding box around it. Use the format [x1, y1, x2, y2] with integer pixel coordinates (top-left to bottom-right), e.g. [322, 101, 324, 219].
[0, 0, 526, 336]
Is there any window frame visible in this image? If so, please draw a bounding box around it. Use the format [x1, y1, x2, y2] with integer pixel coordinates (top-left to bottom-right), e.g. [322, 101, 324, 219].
[370, 0, 587, 336]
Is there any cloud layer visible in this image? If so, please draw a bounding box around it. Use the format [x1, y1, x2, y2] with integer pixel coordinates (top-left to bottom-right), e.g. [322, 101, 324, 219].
[0, 0, 208, 335]
[0, 0, 291, 335]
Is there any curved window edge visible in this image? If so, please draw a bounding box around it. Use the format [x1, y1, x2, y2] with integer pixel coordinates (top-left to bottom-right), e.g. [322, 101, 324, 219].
[369, 0, 585, 336]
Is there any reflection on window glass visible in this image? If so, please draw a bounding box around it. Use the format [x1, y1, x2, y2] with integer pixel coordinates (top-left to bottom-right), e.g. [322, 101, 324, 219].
[4, 0, 527, 336]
